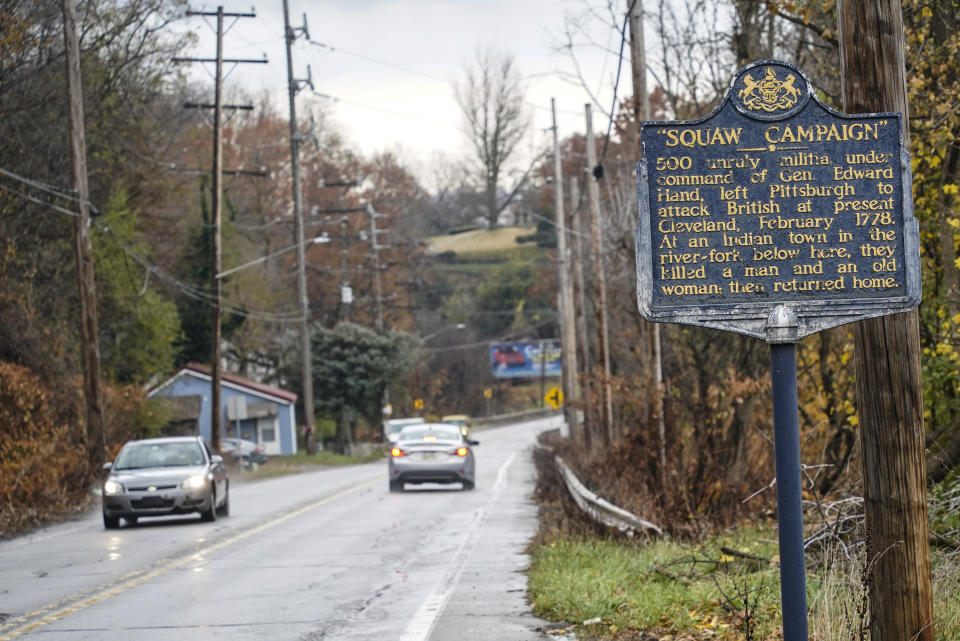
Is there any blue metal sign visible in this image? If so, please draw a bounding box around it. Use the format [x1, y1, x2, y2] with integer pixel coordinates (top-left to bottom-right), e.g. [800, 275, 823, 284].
[489, 341, 561, 379]
[635, 60, 920, 343]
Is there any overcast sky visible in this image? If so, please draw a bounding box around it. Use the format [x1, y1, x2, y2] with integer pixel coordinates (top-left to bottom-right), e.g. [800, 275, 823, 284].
[179, 0, 645, 182]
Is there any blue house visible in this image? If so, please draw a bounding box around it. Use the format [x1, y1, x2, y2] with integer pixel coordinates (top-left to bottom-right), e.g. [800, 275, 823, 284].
[149, 363, 299, 455]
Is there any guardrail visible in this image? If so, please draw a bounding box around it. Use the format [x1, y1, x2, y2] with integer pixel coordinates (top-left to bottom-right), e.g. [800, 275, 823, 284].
[472, 407, 561, 429]
[554, 455, 663, 537]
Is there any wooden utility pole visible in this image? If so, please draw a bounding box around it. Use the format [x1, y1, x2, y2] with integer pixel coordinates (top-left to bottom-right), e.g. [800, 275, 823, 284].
[62, 0, 106, 468]
[367, 204, 387, 333]
[209, 6, 225, 454]
[282, 0, 316, 450]
[177, 6, 261, 453]
[551, 99, 581, 442]
[628, 0, 666, 475]
[570, 177, 592, 449]
[584, 103, 613, 444]
[837, 2, 934, 639]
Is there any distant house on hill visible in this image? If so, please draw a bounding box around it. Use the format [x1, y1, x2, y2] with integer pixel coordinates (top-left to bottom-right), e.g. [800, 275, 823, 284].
[148, 362, 298, 455]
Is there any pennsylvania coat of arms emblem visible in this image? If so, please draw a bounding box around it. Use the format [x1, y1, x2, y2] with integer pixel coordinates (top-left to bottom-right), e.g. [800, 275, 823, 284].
[738, 67, 802, 112]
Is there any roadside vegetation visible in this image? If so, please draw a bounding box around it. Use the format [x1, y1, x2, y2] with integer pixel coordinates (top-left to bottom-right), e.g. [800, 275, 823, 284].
[529, 432, 960, 640]
[520, 1, 960, 639]
[4, 1, 960, 637]
[230, 449, 385, 482]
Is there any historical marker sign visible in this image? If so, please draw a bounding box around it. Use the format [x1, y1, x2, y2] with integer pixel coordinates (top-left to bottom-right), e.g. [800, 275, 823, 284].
[635, 60, 920, 342]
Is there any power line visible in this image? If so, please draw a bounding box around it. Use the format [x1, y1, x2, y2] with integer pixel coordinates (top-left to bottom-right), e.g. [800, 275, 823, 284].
[0, 182, 79, 218]
[312, 90, 460, 129]
[0, 167, 79, 203]
[598, 0, 637, 169]
[308, 39, 447, 83]
[306, 37, 582, 117]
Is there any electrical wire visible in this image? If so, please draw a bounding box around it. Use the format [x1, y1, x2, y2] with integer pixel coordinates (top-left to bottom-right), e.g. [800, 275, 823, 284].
[311, 90, 461, 130]
[307, 37, 583, 118]
[0, 182, 79, 218]
[308, 39, 447, 83]
[598, 0, 638, 168]
[0, 167, 80, 203]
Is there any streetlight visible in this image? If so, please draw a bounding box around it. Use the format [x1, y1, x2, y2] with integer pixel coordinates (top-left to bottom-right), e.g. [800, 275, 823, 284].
[215, 233, 330, 279]
[215, 232, 330, 454]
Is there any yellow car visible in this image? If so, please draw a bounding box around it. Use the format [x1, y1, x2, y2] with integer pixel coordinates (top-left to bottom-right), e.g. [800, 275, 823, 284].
[440, 414, 471, 437]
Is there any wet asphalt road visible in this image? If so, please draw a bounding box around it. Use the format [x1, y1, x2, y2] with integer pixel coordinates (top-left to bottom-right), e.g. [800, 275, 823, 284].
[0, 417, 558, 641]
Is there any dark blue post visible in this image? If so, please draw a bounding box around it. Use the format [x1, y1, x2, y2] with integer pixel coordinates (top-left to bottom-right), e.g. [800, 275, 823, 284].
[770, 343, 808, 640]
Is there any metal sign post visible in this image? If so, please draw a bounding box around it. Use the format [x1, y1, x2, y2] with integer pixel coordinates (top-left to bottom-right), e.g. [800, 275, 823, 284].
[634, 60, 920, 639]
[770, 342, 807, 639]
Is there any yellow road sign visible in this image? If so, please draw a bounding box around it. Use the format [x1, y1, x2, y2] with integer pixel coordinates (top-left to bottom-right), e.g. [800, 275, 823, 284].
[414, 398, 424, 410]
[483, 388, 492, 399]
[544, 386, 563, 409]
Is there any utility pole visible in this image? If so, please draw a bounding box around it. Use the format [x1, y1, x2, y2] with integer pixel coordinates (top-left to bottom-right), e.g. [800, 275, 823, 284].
[628, 0, 667, 478]
[282, 0, 316, 451]
[366, 204, 387, 332]
[62, 0, 105, 468]
[177, 6, 261, 454]
[551, 99, 581, 442]
[837, 2, 934, 639]
[339, 216, 352, 321]
[210, 7, 225, 454]
[570, 177, 592, 449]
[584, 103, 613, 444]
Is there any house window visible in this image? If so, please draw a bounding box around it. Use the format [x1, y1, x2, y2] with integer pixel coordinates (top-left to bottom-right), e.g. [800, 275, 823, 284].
[260, 421, 276, 442]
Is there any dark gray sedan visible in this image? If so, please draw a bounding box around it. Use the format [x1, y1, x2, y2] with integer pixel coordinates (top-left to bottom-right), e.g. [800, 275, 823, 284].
[101, 436, 229, 528]
[388, 423, 478, 492]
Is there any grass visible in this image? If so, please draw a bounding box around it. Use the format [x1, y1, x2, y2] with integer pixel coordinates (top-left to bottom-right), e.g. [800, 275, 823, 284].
[427, 226, 537, 255]
[528, 525, 960, 640]
[528, 524, 783, 639]
[231, 449, 385, 481]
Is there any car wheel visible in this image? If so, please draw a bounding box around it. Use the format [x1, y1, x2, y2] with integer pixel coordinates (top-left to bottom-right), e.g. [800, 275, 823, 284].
[389, 480, 403, 492]
[200, 491, 218, 522]
[462, 479, 475, 491]
[217, 483, 230, 517]
[103, 513, 120, 529]
[124, 516, 138, 526]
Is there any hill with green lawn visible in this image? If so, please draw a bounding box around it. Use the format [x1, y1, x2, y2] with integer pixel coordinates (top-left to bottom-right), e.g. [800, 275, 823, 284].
[426, 226, 538, 255]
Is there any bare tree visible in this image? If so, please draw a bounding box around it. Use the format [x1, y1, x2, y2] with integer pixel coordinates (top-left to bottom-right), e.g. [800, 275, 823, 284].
[454, 47, 530, 229]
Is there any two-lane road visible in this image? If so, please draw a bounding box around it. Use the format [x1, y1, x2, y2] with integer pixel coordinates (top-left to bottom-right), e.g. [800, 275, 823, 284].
[0, 417, 557, 641]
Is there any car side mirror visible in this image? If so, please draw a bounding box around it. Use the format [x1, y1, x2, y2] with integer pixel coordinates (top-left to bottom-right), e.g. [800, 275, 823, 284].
[470, 440, 480, 446]
[211, 454, 223, 464]
[102, 461, 113, 471]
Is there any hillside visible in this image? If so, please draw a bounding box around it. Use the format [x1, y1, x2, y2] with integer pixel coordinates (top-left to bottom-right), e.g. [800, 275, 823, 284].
[426, 226, 538, 255]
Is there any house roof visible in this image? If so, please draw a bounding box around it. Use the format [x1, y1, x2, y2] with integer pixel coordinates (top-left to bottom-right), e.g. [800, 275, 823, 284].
[149, 362, 298, 404]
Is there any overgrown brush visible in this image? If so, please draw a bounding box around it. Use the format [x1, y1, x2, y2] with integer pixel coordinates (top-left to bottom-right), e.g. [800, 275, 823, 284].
[0, 362, 173, 537]
[532, 431, 960, 640]
[0, 362, 89, 536]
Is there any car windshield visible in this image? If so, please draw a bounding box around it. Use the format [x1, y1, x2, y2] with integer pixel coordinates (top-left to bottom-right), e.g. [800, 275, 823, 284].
[398, 425, 462, 442]
[114, 441, 205, 470]
[386, 419, 423, 436]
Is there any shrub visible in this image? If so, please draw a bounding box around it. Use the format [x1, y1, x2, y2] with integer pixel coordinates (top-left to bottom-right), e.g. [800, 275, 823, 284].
[0, 362, 88, 536]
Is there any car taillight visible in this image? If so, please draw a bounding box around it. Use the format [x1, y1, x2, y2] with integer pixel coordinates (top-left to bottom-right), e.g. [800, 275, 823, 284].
[391, 447, 405, 457]
[454, 447, 468, 457]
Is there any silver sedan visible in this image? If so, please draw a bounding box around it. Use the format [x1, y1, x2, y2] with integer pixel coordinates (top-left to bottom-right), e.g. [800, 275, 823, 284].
[101, 436, 229, 528]
[388, 423, 478, 491]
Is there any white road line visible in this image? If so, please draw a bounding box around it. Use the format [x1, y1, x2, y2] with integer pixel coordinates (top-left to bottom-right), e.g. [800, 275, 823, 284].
[0, 477, 379, 641]
[398, 451, 517, 641]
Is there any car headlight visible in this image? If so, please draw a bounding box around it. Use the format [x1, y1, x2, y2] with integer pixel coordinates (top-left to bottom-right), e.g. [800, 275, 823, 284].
[182, 475, 207, 489]
[103, 480, 123, 495]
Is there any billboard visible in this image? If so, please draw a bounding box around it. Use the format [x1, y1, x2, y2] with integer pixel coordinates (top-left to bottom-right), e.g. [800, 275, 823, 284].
[489, 340, 561, 379]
